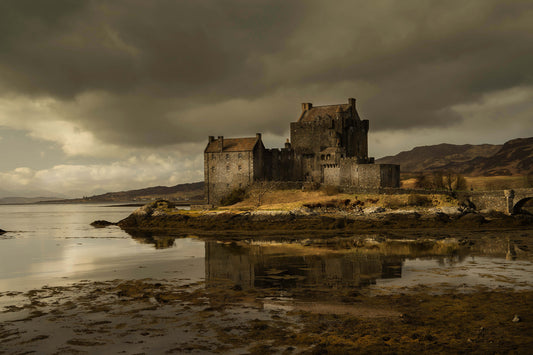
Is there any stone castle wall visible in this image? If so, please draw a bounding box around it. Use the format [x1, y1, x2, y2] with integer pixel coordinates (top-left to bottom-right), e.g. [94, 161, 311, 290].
[323, 160, 400, 189]
[204, 151, 255, 204]
[204, 98, 401, 205]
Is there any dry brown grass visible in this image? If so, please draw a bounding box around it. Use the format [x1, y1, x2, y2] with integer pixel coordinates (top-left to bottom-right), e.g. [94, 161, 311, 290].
[218, 189, 457, 211]
[221, 189, 353, 211]
[402, 175, 531, 191]
[464, 175, 531, 190]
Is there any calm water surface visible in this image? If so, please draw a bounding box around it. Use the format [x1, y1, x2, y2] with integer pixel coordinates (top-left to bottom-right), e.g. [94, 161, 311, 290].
[1, 204, 532, 297]
[0, 204, 204, 292]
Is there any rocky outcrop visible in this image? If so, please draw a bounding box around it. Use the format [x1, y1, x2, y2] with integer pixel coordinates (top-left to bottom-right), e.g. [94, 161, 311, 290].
[90, 220, 116, 228]
[0, 228, 5, 235]
[112, 200, 533, 235]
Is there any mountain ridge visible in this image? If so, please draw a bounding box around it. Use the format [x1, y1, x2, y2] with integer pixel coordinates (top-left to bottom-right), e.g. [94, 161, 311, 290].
[376, 137, 533, 176]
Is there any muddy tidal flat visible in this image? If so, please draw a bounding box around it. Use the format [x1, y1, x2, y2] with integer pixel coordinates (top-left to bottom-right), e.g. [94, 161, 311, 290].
[2, 277, 533, 354]
[1, 204, 533, 353]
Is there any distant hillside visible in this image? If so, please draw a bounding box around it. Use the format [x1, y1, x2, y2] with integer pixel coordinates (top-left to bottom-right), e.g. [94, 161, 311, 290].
[0, 197, 62, 205]
[45, 182, 204, 203]
[376, 137, 533, 176]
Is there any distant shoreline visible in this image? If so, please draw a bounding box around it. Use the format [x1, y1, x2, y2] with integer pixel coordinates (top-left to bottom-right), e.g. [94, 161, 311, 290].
[0, 200, 199, 207]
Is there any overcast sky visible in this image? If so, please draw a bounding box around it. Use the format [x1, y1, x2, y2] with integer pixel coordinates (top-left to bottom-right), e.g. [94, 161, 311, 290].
[1, 0, 533, 197]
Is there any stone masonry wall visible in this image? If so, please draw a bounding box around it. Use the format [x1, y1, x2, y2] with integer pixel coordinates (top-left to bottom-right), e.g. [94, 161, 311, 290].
[335, 160, 400, 189]
[205, 151, 254, 205]
[324, 165, 340, 185]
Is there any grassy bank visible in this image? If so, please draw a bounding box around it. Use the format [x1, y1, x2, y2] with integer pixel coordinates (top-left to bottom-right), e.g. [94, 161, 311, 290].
[217, 189, 458, 212]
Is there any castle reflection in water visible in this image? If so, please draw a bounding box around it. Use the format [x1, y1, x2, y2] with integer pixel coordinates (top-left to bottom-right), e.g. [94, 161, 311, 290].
[205, 241, 403, 292]
[126, 231, 480, 295]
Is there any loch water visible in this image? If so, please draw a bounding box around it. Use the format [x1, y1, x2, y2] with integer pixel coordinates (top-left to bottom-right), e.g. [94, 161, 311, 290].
[1, 204, 532, 300]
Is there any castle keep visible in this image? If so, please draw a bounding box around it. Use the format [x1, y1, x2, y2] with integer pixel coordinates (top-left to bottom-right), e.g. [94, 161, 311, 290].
[204, 98, 400, 205]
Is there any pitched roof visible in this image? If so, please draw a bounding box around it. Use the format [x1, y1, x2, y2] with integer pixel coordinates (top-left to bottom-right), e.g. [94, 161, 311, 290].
[298, 104, 353, 122]
[205, 137, 260, 153]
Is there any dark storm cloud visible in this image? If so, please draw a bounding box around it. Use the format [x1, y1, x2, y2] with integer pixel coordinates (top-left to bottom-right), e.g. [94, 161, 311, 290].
[0, 0, 302, 98]
[1, 0, 533, 147]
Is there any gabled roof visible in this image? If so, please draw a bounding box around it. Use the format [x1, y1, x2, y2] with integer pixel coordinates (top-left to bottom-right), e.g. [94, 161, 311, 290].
[298, 104, 355, 122]
[205, 137, 260, 153]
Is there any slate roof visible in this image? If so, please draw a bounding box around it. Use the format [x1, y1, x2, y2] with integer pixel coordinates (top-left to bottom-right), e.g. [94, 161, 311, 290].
[298, 104, 352, 122]
[205, 137, 259, 153]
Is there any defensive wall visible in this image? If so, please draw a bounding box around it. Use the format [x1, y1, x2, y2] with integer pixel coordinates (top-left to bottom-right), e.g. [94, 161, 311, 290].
[198, 178, 532, 215]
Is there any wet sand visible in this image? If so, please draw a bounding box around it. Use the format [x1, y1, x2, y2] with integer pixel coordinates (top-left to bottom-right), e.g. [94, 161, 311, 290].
[1, 278, 532, 354]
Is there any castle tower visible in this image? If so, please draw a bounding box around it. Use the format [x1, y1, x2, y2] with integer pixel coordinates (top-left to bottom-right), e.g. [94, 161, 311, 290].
[289, 98, 371, 182]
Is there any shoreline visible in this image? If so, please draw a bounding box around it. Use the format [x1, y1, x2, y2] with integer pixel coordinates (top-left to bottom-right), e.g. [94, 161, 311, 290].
[113, 200, 533, 237]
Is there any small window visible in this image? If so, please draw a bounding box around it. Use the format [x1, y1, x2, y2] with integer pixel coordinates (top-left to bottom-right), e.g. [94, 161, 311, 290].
[238, 165, 242, 171]
[226, 165, 229, 171]
[211, 167, 215, 172]
[226, 184, 229, 188]
[226, 154, 229, 159]
[239, 183, 242, 188]
[238, 153, 242, 159]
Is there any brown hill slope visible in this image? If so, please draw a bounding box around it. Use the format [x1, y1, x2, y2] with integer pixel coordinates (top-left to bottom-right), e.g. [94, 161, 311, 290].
[376, 137, 533, 176]
[439, 137, 533, 176]
[45, 182, 204, 203]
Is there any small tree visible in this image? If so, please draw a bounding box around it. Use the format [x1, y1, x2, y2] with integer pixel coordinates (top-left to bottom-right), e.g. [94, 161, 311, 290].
[432, 171, 445, 190]
[249, 180, 274, 207]
[455, 174, 468, 191]
[442, 170, 467, 192]
[414, 173, 432, 189]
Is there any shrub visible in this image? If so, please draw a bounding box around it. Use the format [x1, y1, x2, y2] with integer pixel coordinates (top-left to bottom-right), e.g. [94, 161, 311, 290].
[383, 196, 403, 209]
[407, 194, 432, 206]
[321, 185, 340, 196]
[220, 188, 246, 206]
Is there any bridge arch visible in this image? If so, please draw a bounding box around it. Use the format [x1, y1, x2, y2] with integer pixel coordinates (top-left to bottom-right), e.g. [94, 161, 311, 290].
[512, 197, 533, 215]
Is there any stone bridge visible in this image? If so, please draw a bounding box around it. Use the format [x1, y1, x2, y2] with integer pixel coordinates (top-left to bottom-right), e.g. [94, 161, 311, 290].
[466, 188, 533, 214]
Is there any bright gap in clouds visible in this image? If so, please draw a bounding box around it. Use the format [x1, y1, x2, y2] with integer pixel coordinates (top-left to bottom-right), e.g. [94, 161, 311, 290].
[0, 153, 204, 198]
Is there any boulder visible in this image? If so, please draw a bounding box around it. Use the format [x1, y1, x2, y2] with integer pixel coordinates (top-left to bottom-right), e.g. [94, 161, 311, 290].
[437, 206, 462, 215]
[363, 206, 386, 214]
[90, 220, 115, 228]
[458, 212, 486, 225]
[0, 228, 5, 235]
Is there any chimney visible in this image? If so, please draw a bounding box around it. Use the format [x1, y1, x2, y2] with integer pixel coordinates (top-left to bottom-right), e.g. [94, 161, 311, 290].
[218, 136, 224, 152]
[256, 133, 262, 141]
[285, 138, 291, 149]
[348, 98, 356, 109]
[301, 102, 313, 112]
[208, 136, 215, 143]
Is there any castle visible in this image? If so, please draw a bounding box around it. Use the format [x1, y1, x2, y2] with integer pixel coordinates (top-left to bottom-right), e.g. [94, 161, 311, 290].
[204, 98, 400, 205]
